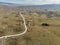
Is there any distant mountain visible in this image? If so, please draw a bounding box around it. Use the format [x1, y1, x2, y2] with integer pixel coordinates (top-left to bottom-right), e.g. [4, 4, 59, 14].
[0, 2, 60, 9]
[0, 2, 20, 7]
[17, 4, 60, 9]
[35, 4, 60, 9]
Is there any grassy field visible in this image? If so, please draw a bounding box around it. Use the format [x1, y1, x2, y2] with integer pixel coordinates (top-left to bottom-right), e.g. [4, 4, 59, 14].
[10, 14, 60, 45]
[21, 14, 60, 45]
[0, 6, 60, 45]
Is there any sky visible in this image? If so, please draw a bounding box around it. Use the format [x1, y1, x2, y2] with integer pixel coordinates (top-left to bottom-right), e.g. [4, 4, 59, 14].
[0, 0, 60, 5]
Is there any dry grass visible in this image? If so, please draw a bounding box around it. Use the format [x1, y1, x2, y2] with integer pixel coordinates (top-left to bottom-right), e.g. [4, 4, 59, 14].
[0, 6, 60, 45]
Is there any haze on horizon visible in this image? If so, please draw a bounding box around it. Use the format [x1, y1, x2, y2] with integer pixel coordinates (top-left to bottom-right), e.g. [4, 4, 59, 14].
[0, 0, 60, 5]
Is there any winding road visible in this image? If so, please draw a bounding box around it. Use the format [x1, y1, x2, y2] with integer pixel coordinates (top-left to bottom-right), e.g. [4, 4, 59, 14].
[0, 12, 28, 39]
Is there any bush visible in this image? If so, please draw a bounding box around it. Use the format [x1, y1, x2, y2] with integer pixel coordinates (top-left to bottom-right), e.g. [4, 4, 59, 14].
[41, 23, 49, 26]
